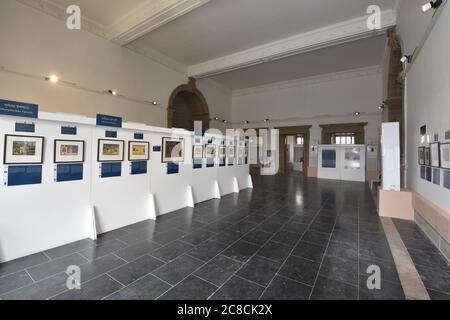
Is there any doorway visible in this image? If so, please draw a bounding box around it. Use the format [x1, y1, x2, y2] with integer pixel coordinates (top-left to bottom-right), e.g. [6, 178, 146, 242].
[278, 126, 311, 175]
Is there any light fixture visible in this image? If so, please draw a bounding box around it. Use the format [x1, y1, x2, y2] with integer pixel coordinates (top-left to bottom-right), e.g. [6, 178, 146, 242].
[263, 119, 269, 123]
[222, 120, 228, 124]
[151, 101, 158, 106]
[243, 120, 249, 124]
[355, 112, 361, 116]
[213, 117, 219, 121]
[46, 74, 59, 83]
[400, 55, 413, 63]
[422, 0, 442, 13]
[108, 90, 117, 96]
[378, 105, 385, 111]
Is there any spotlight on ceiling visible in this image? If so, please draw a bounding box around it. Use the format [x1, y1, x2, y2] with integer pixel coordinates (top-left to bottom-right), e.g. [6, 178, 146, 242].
[263, 119, 269, 123]
[243, 120, 249, 124]
[213, 117, 220, 121]
[151, 101, 158, 106]
[355, 112, 361, 116]
[46, 75, 59, 83]
[378, 105, 385, 111]
[400, 55, 413, 63]
[108, 90, 117, 96]
[422, 0, 443, 13]
[222, 120, 228, 124]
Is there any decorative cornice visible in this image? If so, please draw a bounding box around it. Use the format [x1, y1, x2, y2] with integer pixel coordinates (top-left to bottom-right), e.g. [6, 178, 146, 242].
[16, 0, 188, 75]
[110, 0, 210, 45]
[233, 66, 382, 97]
[188, 9, 396, 78]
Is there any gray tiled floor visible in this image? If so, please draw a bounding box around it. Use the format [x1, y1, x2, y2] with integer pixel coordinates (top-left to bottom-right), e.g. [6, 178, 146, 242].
[0, 174, 447, 300]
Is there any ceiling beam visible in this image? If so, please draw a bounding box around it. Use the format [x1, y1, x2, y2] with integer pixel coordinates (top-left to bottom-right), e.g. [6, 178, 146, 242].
[188, 9, 396, 78]
[109, 0, 210, 45]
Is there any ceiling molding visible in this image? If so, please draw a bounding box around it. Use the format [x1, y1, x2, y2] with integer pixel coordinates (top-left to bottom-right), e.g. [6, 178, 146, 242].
[189, 9, 396, 78]
[15, 0, 188, 75]
[198, 78, 232, 96]
[233, 66, 382, 97]
[110, 0, 210, 45]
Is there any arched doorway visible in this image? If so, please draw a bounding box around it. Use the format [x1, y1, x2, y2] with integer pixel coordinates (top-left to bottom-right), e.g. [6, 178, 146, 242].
[167, 78, 210, 132]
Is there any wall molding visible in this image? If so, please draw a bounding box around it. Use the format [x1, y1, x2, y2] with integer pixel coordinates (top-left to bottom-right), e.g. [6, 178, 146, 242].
[233, 66, 382, 97]
[189, 10, 396, 78]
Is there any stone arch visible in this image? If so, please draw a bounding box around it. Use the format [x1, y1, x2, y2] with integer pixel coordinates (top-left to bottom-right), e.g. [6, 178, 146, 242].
[167, 78, 210, 131]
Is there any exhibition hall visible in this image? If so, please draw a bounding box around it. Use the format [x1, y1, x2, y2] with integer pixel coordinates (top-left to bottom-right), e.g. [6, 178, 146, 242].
[0, 0, 449, 305]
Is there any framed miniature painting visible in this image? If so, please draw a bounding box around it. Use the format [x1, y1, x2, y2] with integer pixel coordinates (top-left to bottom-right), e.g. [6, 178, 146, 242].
[129, 141, 150, 161]
[162, 137, 184, 163]
[54, 139, 85, 163]
[4, 135, 44, 165]
[98, 139, 124, 162]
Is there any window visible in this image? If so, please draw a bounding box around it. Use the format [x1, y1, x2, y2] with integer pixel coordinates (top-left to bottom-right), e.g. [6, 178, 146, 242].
[332, 133, 355, 145]
[296, 136, 304, 145]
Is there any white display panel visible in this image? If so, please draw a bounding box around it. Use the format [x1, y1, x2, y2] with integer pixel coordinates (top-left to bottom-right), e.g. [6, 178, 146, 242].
[381, 122, 400, 191]
[317, 145, 366, 182]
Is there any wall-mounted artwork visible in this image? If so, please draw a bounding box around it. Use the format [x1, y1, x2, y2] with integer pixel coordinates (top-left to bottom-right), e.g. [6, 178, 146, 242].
[162, 137, 184, 163]
[322, 149, 336, 168]
[192, 145, 204, 160]
[4, 134, 44, 165]
[219, 146, 226, 158]
[98, 139, 124, 162]
[227, 146, 235, 158]
[424, 147, 431, 166]
[238, 146, 245, 158]
[205, 145, 216, 159]
[440, 143, 450, 169]
[128, 141, 149, 161]
[430, 142, 440, 168]
[418, 147, 425, 165]
[54, 139, 85, 163]
[344, 148, 361, 170]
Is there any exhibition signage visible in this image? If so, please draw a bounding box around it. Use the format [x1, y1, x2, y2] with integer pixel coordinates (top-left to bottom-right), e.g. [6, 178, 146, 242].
[61, 126, 77, 135]
[0, 99, 39, 118]
[96, 114, 122, 128]
[15, 122, 35, 133]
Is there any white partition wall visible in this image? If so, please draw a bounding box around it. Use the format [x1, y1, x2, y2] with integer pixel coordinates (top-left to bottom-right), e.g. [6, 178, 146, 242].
[0, 112, 251, 263]
[318, 145, 366, 182]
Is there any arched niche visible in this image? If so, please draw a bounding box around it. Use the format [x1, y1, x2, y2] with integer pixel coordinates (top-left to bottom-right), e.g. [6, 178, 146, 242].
[167, 78, 210, 132]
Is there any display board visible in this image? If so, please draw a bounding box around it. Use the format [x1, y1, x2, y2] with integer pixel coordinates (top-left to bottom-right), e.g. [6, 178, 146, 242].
[317, 145, 366, 182]
[0, 112, 251, 263]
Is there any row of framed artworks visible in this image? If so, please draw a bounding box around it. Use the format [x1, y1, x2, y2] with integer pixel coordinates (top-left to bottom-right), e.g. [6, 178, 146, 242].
[418, 142, 450, 169]
[192, 144, 247, 160]
[3, 135, 248, 165]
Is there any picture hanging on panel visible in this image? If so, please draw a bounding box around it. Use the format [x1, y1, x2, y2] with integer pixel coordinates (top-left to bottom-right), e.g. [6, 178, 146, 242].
[344, 147, 361, 170]
[97, 139, 125, 162]
[205, 145, 216, 159]
[440, 143, 450, 169]
[227, 145, 235, 158]
[238, 146, 245, 158]
[245, 146, 249, 158]
[430, 142, 440, 168]
[418, 147, 425, 165]
[4, 135, 44, 165]
[128, 141, 150, 161]
[424, 147, 431, 166]
[162, 137, 184, 163]
[54, 139, 85, 163]
[219, 146, 227, 158]
[192, 145, 204, 160]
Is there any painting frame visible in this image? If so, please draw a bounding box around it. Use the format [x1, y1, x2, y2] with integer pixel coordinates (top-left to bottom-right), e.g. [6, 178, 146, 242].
[192, 144, 204, 160]
[97, 139, 125, 162]
[227, 145, 235, 158]
[162, 137, 184, 163]
[418, 147, 425, 165]
[430, 142, 440, 168]
[4, 134, 45, 165]
[205, 144, 216, 159]
[440, 143, 450, 169]
[128, 141, 150, 161]
[54, 139, 85, 164]
[238, 146, 245, 158]
[219, 146, 226, 158]
[424, 147, 431, 166]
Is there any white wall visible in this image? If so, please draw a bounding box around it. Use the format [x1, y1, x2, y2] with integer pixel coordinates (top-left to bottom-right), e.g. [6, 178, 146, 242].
[397, 1, 450, 213]
[0, 1, 231, 129]
[232, 68, 383, 168]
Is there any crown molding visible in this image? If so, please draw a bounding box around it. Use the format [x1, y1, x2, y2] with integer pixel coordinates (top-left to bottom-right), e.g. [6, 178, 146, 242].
[233, 66, 382, 97]
[110, 0, 210, 45]
[198, 78, 232, 96]
[189, 9, 396, 78]
[16, 0, 188, 75]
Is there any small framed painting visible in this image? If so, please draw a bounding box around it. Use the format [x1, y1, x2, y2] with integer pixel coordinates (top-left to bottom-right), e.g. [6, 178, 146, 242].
[418, 147, 425, 165]
[192, 145, 204, 160]
[205, 145, 216, 159]
[54, 139, 85, 163]
[128, 141, 150, 161]
[227, 146, 235, 158]
[430, 142, 440, 168]
[440, 143, 450, 169]
[162, 137, 184, 163]
[238, 146, 245, 158]
[219, 146, 226, 158]
[4, 135, 44, 165]
[424, 147, 431, 166]
[98, 139, 124, 162]
[244, 146, 249, 158]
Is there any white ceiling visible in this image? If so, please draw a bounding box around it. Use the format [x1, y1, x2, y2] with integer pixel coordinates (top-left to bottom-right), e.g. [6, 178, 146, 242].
[133, 0, 395, 65]
[209, 35, 388, 90]
[47, 0, 148, 27]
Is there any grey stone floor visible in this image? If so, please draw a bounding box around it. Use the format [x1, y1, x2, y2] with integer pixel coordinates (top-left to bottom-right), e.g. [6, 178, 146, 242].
[0, 174, 448, 300]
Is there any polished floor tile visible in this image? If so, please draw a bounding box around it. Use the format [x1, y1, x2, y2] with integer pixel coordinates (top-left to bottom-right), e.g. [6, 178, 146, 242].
[158, 275, 217, 300]
[210, 276, 265, 300]
[260, 275, 312, 300]
[237, 255, 281, 287]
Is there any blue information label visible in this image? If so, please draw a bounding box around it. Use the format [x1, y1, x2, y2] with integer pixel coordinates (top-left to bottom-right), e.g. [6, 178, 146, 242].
[15, 122, 35, 133]
[105, 130, 118, 138]
[167, 163, 179, 175]
[153, 146, 161, 152]
[101, 162, 122, 178]
[0, 99, 38, 118]
[61, 126, 77, 135]
[7, 165, 42, 186]
[57, 164, 83, 182]
[134, 133, 144, 140]
[96, 114, 122, 128]
[131, 161, 147, 175]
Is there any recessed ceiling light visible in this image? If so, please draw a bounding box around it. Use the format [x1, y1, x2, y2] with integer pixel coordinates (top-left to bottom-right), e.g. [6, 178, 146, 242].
[151, 101, 158, 105]
[108, 90, 117, 96]
[355, 112, 361, 116]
